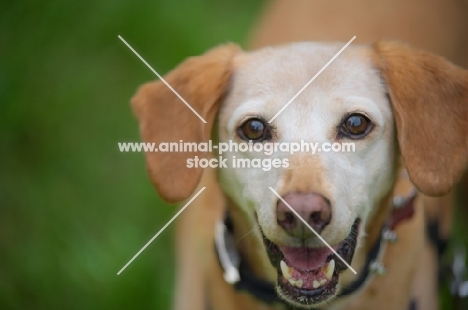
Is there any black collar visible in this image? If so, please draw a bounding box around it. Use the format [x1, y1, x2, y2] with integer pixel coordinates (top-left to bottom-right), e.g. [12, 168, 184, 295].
[214, 192, 416, 307]
[215, 215, 383, 306]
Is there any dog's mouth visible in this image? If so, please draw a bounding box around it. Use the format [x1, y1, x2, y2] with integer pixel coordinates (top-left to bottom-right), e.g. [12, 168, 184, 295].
[262, 219, 360, 307]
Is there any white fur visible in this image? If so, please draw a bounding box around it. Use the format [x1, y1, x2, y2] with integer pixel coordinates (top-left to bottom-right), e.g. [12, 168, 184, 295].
[217, 42, 395, 272]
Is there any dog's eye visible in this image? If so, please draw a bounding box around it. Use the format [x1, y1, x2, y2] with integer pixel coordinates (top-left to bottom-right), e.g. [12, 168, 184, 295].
[238, 118, 271, 141]
[340, 114, 371, 137]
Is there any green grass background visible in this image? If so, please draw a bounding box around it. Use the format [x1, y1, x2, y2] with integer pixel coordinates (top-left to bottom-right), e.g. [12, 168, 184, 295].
[1, 1, 466, 309]
[0, 1, 265, 309]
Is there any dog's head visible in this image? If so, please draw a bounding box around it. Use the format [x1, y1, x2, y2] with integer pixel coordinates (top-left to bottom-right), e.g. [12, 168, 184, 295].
[131, 42, 468, 308]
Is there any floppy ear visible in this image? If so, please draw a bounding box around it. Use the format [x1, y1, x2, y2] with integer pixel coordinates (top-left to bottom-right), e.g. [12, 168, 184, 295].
[131, 44, 240, 202]
[373, 42, 468, 196]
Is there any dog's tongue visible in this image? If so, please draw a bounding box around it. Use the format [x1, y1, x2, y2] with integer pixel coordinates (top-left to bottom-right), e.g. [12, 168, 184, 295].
[281, 246, 333, 270]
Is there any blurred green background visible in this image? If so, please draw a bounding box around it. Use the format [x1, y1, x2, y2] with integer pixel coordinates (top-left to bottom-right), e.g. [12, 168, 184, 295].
[0, 1, 265, 309]
[1, 1, 467, 309]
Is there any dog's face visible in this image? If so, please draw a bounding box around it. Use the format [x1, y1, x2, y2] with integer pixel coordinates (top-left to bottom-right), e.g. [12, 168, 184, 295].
[217, 43, 396, 306]
[131, 42, 468, 308]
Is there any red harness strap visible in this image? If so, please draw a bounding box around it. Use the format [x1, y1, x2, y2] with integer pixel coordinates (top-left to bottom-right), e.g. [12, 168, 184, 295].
[387, 193, 416, 230]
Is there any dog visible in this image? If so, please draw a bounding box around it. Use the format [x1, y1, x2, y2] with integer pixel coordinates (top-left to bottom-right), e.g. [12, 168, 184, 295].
[131, 1, 468, 309]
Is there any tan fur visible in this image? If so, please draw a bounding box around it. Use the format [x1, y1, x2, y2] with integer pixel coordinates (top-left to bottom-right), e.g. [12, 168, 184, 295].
[280, 156, 331, 196]
[131, 44, 240, 202]
[246, 2, 467, 308]
[249, 0, 468, 67]
[131, 2, 468, 309]
[373, 42, 468, 196]
[249, 9, 468, 307]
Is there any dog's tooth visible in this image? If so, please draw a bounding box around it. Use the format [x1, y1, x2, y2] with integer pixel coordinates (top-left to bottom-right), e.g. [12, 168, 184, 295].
[281, 261, 302, 288]
[288, 278, 303, 288]
[319, 279, 327, 285]
[324, 259, 335, 280]
[280, 260, 293, 280]
[312, 280, 321, 289]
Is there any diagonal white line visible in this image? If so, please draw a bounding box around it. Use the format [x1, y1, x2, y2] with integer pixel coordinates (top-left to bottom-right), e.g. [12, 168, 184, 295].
[117, 187, 206, 275]
[118, 35, 207, 124]
[268, 187, 357, 274]
[268, 36, 356, 123]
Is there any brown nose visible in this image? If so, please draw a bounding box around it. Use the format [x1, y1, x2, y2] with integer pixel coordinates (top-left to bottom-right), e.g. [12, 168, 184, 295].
[277, 192, 332, 238]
